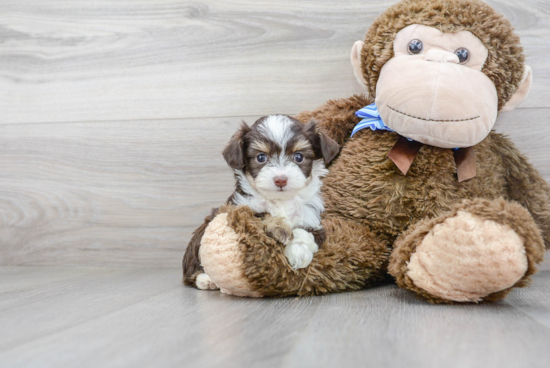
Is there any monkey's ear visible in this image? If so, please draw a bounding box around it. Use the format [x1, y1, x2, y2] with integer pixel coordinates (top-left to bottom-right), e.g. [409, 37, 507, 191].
[305, 121, 341, 165]
[501, 65, 533, 112]
[351, 40, 369, 90]
[222, 122, 251, 170]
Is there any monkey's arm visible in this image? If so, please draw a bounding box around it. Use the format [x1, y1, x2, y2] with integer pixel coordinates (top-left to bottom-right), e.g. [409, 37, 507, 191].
[295, 94, 372, 146]
[494, 134, 550, 249]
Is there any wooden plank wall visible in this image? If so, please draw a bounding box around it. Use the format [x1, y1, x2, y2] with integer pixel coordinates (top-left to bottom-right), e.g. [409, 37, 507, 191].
[0, 0, 549, 268]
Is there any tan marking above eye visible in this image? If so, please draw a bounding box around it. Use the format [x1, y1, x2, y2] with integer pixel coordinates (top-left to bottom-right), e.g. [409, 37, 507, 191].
[250, 140, 270, 153]
[292, 139, 311, 152]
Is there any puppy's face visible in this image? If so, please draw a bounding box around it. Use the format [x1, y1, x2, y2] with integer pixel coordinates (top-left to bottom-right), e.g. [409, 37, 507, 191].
[223, 115, 340, 199]
[246, 116, 316, 198]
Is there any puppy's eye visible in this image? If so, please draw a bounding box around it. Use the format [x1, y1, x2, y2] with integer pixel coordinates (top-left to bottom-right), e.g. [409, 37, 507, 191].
[256, 153, 267, 163]
[294, 152, 304, 163]
[455, 47, 470, 64]
[408, 39, 423, 55]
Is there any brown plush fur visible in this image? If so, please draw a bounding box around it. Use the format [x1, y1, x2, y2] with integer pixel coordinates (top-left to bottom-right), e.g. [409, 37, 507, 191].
[217, 205, 391, 297]
[494, 139, 550, 249]
[360, 0, 525, 110]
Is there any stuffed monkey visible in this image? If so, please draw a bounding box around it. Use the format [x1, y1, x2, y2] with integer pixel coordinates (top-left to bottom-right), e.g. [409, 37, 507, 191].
[185, 0, 550, 303]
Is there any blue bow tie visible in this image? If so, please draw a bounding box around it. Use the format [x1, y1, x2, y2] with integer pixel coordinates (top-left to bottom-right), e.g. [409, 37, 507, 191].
[353, 103, 428, 144]
[351, 103, 394, 137]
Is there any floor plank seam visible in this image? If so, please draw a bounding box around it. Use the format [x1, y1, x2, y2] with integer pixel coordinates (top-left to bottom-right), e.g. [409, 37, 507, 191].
[1, 107, 546, 127]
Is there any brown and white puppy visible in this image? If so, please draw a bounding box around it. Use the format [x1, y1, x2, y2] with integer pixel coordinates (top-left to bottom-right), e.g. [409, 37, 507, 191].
[182, 115, 340, 290]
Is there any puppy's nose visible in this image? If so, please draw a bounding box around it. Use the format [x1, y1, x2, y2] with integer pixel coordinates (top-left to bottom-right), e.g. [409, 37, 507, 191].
[274, 176, 288, 188]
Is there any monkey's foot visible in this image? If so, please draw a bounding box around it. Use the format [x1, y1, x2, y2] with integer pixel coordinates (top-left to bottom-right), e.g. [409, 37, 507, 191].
[389, 198, 545, 303]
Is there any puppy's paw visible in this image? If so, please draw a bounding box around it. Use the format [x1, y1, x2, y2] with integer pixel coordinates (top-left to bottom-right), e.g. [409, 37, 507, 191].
[263, 216, 293, 244]
[284, 229, 318, 269]
[195, 273, 219, 290]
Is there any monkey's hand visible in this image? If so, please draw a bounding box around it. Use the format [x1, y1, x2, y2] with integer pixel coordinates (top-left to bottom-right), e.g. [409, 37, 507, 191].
[262, 216, 293, 245]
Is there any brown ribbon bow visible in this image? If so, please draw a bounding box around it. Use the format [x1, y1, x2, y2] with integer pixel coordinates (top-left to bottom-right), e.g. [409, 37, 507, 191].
[387, 136, 476, 182]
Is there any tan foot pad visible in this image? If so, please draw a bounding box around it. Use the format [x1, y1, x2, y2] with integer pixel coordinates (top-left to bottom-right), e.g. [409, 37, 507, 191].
[200, 213, 262, 297]
[407, 211, 528, 302]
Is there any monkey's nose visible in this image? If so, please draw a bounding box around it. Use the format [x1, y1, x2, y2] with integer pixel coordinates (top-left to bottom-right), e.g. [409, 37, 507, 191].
[274, 176, 288, 188]
[425, 49, 459, 64]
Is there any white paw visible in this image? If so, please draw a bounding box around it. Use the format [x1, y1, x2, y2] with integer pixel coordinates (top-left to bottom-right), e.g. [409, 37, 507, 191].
[195, 273, 219, 290]
[284, 229, 318, 269]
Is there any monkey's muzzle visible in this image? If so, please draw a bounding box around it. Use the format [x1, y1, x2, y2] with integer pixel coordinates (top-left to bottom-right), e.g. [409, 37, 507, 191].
[375, 56, 498, 148]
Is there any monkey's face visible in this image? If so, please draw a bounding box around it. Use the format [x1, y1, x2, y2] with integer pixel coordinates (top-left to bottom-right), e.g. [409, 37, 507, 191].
[376, 24, 498, 148]
[375, 25, 497, 148]
[352, 23, 532, 149]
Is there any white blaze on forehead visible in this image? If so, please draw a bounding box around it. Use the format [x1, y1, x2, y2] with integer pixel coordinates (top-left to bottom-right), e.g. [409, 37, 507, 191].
[258, 115, 294, 150]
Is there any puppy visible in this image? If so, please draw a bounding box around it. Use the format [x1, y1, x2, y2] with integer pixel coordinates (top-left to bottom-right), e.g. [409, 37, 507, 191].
[183, 115, 340, 290]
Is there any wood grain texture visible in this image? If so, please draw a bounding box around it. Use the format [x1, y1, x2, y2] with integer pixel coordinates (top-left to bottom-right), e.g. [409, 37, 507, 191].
[0, 0, 549, 269]
[0, 0, 549, 125]
[1, 110, 549, 267]
[0, 267, 549, 367]
[282, 283, 550, 368]
[505, 270, 550, 329]
[0, 116, 257, 267]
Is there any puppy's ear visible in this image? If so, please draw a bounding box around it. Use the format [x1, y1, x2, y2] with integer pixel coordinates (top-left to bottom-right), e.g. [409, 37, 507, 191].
[223, 122, 251, 170]
[319, 131, 341, 165]
[305, 120, 341, 165]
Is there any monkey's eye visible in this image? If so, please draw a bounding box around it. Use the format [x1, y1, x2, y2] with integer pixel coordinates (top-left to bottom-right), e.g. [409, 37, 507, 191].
[294, 152, 304, 163]
[256, 153, 267, 163]
[455, 47, 470, 64]
[408, 39, 423, 54]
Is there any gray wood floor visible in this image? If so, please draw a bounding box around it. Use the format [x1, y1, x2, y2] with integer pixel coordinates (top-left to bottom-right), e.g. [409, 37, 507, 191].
[1, 0, 550, 366]
[0, 267, 549, 368]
